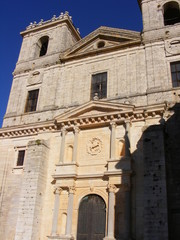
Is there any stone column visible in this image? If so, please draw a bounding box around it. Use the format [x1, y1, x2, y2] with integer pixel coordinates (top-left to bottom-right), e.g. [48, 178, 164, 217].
[124, 183, 131, 240]
[110, 121, 116, 160]
[51, 187, 62, 236]
[59, 127, 67, 163]
[125, 121, 131, 157]
[106, 184, 116, 240]
[72, 126, 80, 163]
[65, 186, 75, 237]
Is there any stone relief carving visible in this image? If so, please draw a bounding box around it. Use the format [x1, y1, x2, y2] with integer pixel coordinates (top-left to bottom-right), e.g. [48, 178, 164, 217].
[87, 137, 102, 155]
[28, 70, 43, 85]
[165, 38, 180, 56]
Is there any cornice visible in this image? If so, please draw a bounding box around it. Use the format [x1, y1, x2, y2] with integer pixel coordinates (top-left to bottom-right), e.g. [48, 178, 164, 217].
[0, 103, 166, 139]
[0, 120, 56, 139]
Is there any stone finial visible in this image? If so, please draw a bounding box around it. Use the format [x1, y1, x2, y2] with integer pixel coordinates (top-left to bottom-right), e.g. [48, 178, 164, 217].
[65, 11, 69, 16]
[26, 22, 33, 29]
[59, 12, 64, 19]
[33, 21, 37, 27]
[38, 19, 44, 25]
[52, 15, 56, 21]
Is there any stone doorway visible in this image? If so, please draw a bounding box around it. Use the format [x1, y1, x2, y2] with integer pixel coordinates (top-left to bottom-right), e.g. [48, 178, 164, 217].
[77, 194, 106, 240]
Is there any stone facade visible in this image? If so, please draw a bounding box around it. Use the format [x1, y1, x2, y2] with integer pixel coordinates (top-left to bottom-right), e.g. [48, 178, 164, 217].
[0, 1, 180, 240]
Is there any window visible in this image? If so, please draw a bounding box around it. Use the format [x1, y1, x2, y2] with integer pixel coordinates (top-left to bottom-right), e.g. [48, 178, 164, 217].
[171, 61, 180, 87]
[17, 150, 25, 166]
[38, 36, 49, 57]
[25, 89, 39, 112]
[164, 2, 180, 26]
[91, 72, 107, 100]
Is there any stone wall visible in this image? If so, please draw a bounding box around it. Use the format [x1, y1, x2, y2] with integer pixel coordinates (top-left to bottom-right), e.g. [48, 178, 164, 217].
[14, 140, 49, 240]
[143, 125, 168, 240]
[3, 41, 177, 128]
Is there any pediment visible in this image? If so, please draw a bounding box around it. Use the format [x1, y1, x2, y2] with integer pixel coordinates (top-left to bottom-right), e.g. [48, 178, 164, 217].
[55, 100, 134, 123]
[61, 26, 141, 61]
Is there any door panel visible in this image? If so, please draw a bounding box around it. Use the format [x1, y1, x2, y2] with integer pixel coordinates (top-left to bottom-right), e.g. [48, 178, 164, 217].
[77, 194, 106, 240]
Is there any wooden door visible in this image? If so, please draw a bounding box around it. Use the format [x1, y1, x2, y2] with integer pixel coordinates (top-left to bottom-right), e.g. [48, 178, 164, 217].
[77, 194, 106, 240]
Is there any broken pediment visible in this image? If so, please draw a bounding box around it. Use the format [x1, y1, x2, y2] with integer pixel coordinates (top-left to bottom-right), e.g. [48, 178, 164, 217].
[60, 26, 141, 61]
[55, 100, 135, 124]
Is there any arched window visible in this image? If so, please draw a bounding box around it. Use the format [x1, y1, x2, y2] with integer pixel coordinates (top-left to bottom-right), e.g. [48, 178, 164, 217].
[163, 1, 180, 26]
[38, 36, 49, 57]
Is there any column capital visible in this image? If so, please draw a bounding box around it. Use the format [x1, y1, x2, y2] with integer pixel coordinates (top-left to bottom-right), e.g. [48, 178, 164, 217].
[73, 125, 80, 134]
[125, 120, 132, 128]
[108, 184, 117, 193]
[68, 186, 76, 194]
[61, 126, 67, 135]
[110, 121, 117, 128]
[54, 187, 63, 195]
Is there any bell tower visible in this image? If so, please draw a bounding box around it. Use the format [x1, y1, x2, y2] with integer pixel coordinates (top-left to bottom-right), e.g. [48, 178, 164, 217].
[138, 0, 180, 42]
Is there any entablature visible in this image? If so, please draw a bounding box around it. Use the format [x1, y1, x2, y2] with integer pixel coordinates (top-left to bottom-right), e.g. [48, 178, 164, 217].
[0, 101, 166, 138]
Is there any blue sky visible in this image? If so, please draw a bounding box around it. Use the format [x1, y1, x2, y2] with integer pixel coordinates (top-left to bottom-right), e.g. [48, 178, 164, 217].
[0, 0, 142, 127]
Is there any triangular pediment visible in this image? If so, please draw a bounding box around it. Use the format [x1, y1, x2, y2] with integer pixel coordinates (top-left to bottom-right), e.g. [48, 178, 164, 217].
[55, 100, 134, 123]
[61, 26, 141, 61]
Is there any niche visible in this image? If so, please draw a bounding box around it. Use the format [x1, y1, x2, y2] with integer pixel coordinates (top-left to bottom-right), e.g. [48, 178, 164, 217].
[65, 145, 73, 163]
[117, 139, 125, 157]
[60, 212, 67, 234]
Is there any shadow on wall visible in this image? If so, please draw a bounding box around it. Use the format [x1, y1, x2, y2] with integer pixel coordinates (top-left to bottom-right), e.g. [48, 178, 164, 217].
[114, 103, 180, 240]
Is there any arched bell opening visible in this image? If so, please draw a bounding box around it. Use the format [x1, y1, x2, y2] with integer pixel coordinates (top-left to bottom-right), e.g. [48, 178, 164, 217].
[163, 1, 180, 26]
